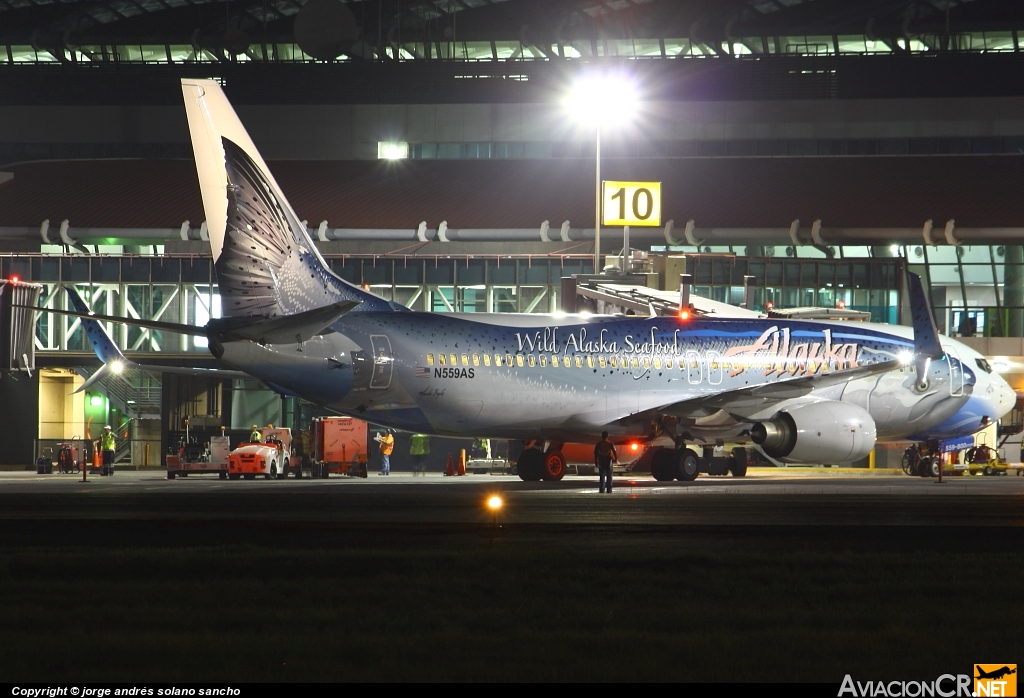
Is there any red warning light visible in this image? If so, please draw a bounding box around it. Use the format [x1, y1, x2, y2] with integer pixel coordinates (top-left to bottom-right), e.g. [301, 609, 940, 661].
[630, 443, 639, 452]
[679, 309, 690, 320]
[765, 301, 774, 311]
[9, 275, 19, 283]
[837, 300, 846, 309]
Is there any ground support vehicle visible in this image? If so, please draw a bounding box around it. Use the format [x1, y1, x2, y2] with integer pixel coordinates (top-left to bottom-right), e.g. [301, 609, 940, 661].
[310, 417, 368, 478]
[167, 436, 229, 479]
[227, 428, 294, 480]
[515, 440, 684, 481]
[648, 444, 749, 481]
[467, 458, 510, 475]
[959, 443, 1013, 476]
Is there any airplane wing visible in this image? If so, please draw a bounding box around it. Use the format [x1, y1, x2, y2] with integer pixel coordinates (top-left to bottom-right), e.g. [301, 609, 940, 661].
[62, 289, 250, 391]
[657, 358, 903, 419]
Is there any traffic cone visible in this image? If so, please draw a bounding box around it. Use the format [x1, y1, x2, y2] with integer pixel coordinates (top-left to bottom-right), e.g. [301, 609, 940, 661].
[444, 454, 455, 477]
[457, 448, 466, 476]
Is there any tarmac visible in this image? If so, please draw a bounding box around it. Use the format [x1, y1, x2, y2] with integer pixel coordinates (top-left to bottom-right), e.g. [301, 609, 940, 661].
[2, 468, 1024, 542]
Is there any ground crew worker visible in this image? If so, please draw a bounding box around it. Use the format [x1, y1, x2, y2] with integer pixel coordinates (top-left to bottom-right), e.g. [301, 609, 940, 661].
[99, 425, 116, 476]
[410, 433, 430, 475]
[249, 424, 261, 442]
[375, 429, 395, 475]
[594, 431, 618, 494]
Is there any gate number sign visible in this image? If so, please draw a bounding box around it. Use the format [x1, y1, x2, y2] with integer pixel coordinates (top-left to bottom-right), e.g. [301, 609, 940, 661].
[602, 181, 661, 227]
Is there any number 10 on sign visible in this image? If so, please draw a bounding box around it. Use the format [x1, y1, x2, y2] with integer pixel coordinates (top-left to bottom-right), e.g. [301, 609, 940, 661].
[602, 181, 661, 227]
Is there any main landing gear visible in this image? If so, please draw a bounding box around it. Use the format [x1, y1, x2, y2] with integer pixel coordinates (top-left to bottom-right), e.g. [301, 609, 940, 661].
[516, 441, 566, 481]
[649, 445, 749, 482]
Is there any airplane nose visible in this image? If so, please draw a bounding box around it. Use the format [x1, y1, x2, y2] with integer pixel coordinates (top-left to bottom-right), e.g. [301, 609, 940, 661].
[990, 375, 1016, 419]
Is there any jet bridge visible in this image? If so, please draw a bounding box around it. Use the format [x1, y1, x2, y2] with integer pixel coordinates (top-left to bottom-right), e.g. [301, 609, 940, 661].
[0, 278, 42, 375]
[566, 276, 761, 319]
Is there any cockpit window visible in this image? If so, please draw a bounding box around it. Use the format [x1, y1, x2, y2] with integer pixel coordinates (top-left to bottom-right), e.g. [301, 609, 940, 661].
[975, 358, 993, 374]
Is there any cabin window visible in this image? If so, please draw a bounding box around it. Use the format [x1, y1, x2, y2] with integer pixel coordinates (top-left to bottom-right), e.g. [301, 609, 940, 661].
[551, 355, 560, 367]
[631, 357, 639, 369]
[461, 354, 469, 366]
[664, 356, 674, 369]
[494, 354, 502, 366]
[438, 353, 446, 365]
[598, 355, 606, 368]
[516, 355, 524, 367]
[506, 354, 514, 366]
[574, 355, 583, 368]
[539, 355, 547, 367]
[426, 353, 435, 365]
[610, 356, 618, 368]
[527, 355, 536, 367]
[472, 354, 480, 366]
[642, 357, 651, 369]
[586, 356, 595, 368]
[483, 354, 491, 366]
[449, 354, 458, 366]
[653, 357, 662, 369]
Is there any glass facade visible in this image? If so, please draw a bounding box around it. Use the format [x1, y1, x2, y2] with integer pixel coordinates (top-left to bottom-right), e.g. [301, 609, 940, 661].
[5, 246, 1023, 358]
[2, 32, 1020, 65]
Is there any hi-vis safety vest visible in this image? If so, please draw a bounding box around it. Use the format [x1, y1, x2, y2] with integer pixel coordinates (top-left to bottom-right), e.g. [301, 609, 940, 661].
[100, 431, 116, 451]
[380, 434, 395, 456]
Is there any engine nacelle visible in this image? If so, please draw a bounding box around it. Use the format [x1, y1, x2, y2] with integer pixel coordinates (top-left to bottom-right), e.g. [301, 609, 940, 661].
[750, 401, 877, 464]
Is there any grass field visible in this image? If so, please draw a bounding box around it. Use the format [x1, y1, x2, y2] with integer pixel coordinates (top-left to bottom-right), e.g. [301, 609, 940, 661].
[1, 525, 1021, 682]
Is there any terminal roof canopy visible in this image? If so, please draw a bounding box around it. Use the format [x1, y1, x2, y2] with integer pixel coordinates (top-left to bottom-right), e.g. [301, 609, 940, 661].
[1, 155, 1024, 230]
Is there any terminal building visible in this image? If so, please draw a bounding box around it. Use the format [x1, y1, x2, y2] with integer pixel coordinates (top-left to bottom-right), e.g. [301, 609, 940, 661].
[2, 0, 1023, 470]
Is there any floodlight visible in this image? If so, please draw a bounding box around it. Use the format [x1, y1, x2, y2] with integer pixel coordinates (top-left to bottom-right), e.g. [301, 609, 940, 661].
[110, 361, 123, 374]
[564, 73, 639, 126]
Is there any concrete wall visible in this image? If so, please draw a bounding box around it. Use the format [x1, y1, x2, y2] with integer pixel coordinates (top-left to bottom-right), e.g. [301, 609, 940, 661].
[4, 96, 1024, 160]
[38, 369, 84, 440]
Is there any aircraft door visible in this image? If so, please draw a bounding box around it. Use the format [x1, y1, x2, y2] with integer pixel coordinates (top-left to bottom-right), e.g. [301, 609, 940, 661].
[945, 346, 964, 397]
[369, 335, 393, 389]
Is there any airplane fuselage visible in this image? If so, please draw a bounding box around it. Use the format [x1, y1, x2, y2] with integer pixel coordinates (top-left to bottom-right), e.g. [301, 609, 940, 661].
[216, 313, 1013, 444]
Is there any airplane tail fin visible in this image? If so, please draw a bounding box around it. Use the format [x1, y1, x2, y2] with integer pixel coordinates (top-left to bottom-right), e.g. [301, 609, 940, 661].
[180, 79, 400, 318]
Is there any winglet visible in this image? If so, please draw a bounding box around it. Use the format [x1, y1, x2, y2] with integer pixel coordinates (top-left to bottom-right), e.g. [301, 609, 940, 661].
[907, 272, 943, 359]
[67, 288, 130, 393]
[906, 271, 943, 389]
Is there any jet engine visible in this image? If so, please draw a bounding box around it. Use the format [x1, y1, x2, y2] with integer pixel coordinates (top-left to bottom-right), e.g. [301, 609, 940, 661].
[750, 401, 877, 464]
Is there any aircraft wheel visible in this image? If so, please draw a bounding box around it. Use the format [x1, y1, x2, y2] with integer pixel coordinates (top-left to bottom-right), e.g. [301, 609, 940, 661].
[516, 449, 544, 481]
[542, 451, 566, 481]
[677, 448, 700, 482]
[730, 447, 749, 477]
[650, 448, 676, 482]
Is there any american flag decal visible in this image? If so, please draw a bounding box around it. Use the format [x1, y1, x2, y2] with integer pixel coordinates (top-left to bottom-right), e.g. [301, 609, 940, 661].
[415, 367, 431, 378]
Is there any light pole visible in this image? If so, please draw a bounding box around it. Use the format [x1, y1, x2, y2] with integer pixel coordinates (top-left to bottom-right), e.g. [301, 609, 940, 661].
[565, 73, 639, 275]
[594, 123, 601, 273]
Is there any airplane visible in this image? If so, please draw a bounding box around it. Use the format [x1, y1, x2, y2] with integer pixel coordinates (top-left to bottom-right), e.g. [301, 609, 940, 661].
[65, 287, 248, 394]
[28, 78, 1017, 482]
[976, 667, 1016, 681]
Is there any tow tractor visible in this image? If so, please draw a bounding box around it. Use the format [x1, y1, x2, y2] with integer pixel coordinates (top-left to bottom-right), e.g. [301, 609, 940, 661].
[167, 435, 229, 479]
[227, 427, 294, 480]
